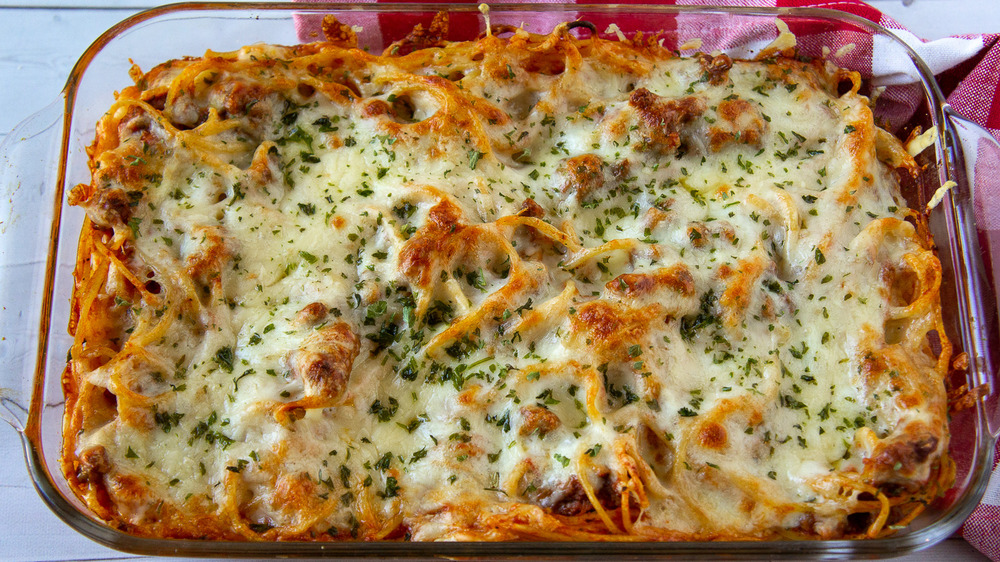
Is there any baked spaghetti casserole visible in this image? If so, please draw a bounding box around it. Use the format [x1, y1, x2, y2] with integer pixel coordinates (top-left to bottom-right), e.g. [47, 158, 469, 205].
[62, 14, 953, 541]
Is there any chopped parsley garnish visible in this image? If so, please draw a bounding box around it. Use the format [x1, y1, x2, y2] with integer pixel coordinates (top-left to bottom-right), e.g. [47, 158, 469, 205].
[214, 346, 235, 373]
[468, 150, 484, 170]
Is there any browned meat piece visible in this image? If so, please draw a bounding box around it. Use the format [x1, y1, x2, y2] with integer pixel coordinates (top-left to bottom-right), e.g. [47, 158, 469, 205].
[628, 88, 706, 154]
[321, 15, 358, 48]
[610, 159, 631, 182]
[606, 265, 695, 299]
[519, 405, 561, 437]
[77, 445, 110, 484]
[384, 12, 449, 56]
[699, 53, 733, 85]
[548, 477, 589, 516]
[294, 302, 328, 327]
[220, 82, 270, 121]
[526, 472, 621, 516]
[560, 154, 606, 201]
[872, 433, 940, 475]
[519, 198, 546, 218]
[86, 188, 133, 230]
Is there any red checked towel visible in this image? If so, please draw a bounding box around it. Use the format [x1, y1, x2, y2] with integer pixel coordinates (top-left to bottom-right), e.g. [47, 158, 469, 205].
[297, 0, 1000, 557]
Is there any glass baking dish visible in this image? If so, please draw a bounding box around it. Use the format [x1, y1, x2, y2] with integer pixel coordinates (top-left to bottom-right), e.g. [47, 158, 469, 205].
[1, 2, 998, 558]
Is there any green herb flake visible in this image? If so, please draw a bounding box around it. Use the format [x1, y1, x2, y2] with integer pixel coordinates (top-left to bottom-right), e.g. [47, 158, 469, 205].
[214, 346, 235, 373]
[468, 150, 484, 170]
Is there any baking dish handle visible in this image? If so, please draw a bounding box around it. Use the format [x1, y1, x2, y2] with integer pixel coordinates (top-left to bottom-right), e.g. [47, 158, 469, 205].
[0, 98, 65, 433]
[942, 106, 1000, 439]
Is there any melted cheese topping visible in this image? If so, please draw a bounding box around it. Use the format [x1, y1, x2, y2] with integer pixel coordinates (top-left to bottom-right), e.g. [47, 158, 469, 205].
[63, 19, 952, 542]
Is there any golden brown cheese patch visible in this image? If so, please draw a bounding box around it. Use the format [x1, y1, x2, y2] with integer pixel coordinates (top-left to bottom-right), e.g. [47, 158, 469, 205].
[184, 226, 231, 284]
[400, 199, 475, 288]
[709, 98, 767, 150]
[571, 300, 664, 360]
[717, 257, 767, 328]
[280, 322, 360, 417]
[698, 422, 728, 450]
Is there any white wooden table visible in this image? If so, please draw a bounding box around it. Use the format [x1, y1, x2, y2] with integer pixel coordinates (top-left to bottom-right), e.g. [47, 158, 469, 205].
[0, 1, 995, 559]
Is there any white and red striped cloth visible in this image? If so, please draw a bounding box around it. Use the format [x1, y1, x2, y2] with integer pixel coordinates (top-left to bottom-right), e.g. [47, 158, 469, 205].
[296, 0, 1000, 557]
